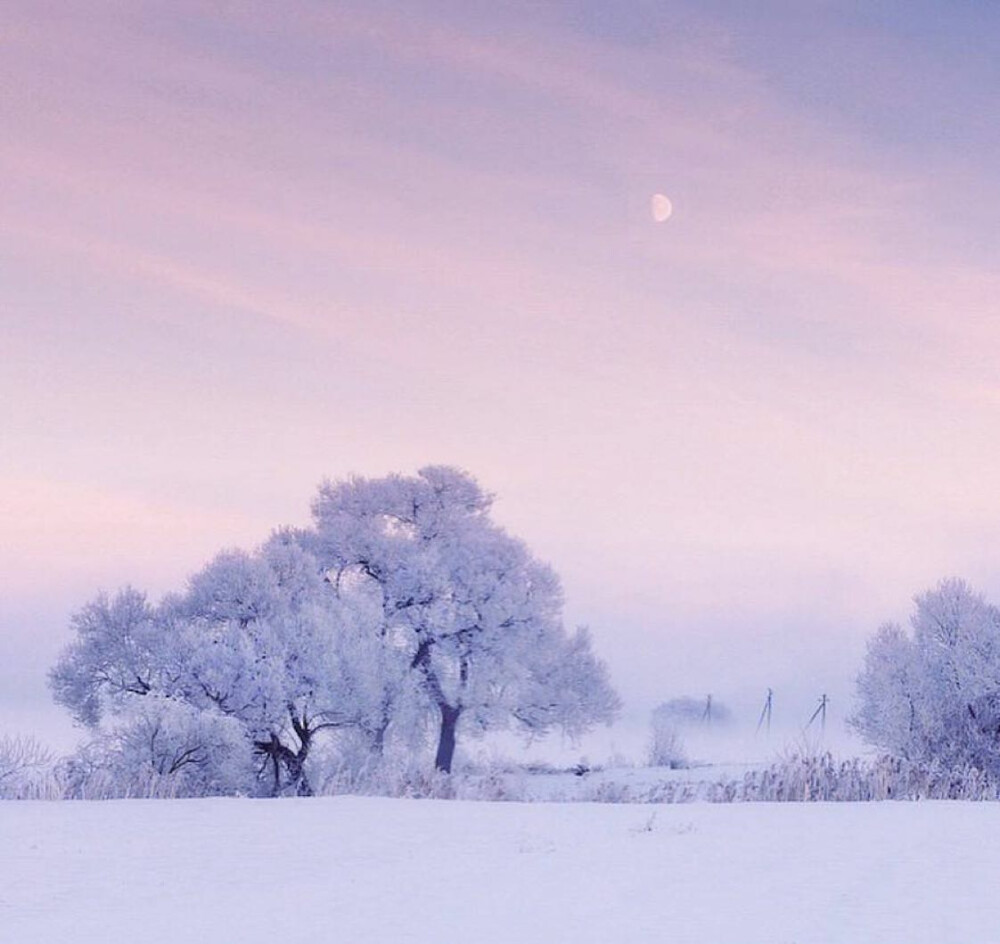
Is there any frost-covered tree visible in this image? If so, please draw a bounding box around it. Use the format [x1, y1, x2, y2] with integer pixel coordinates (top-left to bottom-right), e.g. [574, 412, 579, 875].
[652, 695, 733, 727]
[51, 540, 383, 796]
[306, 466, 621, 772]
[851, 578, 1000, 773]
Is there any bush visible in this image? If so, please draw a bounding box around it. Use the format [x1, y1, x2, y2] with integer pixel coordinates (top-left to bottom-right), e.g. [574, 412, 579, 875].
[648, 719, 688, 768]
[58, 700, 255, 799]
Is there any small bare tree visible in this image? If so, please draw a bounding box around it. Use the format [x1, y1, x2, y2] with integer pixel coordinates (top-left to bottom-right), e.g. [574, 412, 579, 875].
[648, 714, 688, 768]
[0, 735, 53, 798]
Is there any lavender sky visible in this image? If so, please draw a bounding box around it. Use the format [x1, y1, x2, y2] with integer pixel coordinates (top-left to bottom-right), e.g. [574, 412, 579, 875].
[4, 1, 1000, 750]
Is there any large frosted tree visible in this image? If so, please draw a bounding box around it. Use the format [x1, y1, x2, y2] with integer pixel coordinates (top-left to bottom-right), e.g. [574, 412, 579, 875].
[305, 466, 620, 772]
[51, 466, 620, 788]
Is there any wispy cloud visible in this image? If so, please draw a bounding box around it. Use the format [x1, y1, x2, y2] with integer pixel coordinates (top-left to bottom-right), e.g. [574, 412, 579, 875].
[0, 477, 267, 595]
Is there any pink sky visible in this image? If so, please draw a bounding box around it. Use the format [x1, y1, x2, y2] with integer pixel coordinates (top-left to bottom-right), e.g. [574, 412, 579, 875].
[4, 1, 1000, 747]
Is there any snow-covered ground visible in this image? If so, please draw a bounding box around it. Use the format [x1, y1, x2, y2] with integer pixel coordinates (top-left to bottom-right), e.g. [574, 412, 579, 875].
[3, 795, 998, 943]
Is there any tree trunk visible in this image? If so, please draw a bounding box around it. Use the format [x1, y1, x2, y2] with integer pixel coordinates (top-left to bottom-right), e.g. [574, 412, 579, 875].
[370, 711, 391, 756]
[434, 703, 461, 774]
[288, 752, 313, 797]
[280, 734, 312, 797]
[257, 734, 313, 797]
[270, 747, 281, 798]
[286, 714, 313, 796]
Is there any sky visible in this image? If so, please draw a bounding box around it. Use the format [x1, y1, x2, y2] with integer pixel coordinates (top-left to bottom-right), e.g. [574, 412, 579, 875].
[3, 0, 1000, 754]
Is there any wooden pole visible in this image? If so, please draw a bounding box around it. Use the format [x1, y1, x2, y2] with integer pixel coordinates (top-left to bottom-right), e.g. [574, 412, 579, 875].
[756, 688, 772, 734]
[807, 694, 828, 732]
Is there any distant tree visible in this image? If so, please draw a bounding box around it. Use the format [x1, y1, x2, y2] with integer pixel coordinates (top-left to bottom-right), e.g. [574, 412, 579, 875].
[653, 695, 733, 728]
[305, 466, 621, 772]
[647, 696, 733, 768]
[851, 578, 1000, 773]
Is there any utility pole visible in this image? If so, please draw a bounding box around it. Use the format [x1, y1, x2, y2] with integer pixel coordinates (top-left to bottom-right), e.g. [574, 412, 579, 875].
[807, 694, 828, 733]
[756, 688, 773, 735]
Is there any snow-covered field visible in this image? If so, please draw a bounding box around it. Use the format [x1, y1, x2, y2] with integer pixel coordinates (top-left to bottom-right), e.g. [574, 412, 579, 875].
[4, 796, 998, 943]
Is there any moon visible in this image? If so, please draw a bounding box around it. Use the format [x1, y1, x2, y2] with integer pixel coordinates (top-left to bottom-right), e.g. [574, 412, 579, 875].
[651, 193, 673, 223]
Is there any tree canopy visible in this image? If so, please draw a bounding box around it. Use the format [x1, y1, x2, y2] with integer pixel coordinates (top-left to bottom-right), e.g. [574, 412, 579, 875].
[306, 466, 620, 772]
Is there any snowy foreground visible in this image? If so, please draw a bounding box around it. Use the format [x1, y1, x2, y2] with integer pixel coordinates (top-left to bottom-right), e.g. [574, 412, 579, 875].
[3, 797, 998, 944]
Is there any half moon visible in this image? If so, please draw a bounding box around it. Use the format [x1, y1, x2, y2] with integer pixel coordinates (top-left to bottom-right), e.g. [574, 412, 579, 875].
[651, 193, 673, 223]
